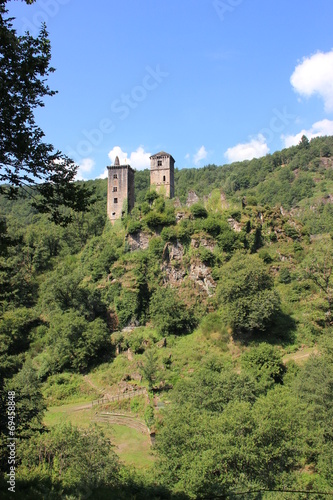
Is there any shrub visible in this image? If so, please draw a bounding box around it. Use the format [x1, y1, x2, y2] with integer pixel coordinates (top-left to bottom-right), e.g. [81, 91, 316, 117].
[284, 224, 300, 240]
[190, 203, 208, 218]
[144, 211, 164, 227]
[242, 343, 286, 385]
[199, 246, 215, 266]
[246, 196, 258, 206]
[160, 226, 178, 241]
[279, 267, 291, 284]
[145, 190, 159, 204]
[150, 287, 196, 336]
[230, 209, 241, 222]
[216, 252, 280, 334]
[127, 220, 141, 234]
[258, 248, 273, 263]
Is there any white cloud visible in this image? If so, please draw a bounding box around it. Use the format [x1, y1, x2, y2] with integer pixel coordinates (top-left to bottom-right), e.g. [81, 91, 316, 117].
[108, 146, 128, 165]
[99, 169, 108, 179]
[107, 145, 151, 171]
[129, 146, 151, 170]
[193, 145, 208, 165]
[290, 50, 333, 112]
[224, 134, 269, 163]
[185, 153, 190, 160]
[75, 157, 95, 181]
[281, 119, 333, 148]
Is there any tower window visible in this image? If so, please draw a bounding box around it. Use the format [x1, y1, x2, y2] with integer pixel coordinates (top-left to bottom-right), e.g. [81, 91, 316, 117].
[113, 174, 118, 179]
[163, 175, 166, 182]
[114, 198, 118, 204]
[157, 160, 162, 166]
[113, 187, 117, 192]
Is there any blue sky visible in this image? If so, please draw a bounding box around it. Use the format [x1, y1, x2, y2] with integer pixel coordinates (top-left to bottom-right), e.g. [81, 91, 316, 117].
[7, 0, 333, 179]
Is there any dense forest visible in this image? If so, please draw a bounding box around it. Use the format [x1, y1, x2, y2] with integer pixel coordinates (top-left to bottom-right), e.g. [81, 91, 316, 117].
[1, 135, 333, 499]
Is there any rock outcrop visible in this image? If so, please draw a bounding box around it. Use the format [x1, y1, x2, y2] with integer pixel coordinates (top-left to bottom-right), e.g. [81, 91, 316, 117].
[227, 217, 242, 232]
[127, 231, 150, 251]
[189, 262, 216, 295]
[161, 241, 186, 285]
[186, 190, 199, 206]
[161, 239, 216, 294]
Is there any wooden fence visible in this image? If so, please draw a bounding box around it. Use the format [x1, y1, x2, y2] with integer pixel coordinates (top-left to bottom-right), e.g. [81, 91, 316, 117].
[92, 388, 147, 407]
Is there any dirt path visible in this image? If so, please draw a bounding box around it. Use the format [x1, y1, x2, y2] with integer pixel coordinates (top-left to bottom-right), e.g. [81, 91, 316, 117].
[84, 375, 104, 394]
[283, 347, 317, 365]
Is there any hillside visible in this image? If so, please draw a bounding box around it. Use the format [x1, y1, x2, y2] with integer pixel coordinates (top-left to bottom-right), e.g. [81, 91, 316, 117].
[1, 135, 333, 499]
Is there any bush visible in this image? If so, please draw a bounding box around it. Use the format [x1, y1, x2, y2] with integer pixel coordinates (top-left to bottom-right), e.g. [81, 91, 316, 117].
[127, 220, 141, 234]
[198, 312, 229, 348]
[242, 343, 286, 386]
[230, 210, 241, 222]
[201, 216, 222, 236]
[216, 252, 280, 334]
[190, 203, 208, 218]
[144, 211, 164, 227]
[246, 196, 258, 206]
[150, 287, 195, 336]
[279, 267, 291, 284]
[284, 224, 300, 240]
[199, 246, 215, 266]
[145, 190, 159, 204]
[258, 248, 273, 263]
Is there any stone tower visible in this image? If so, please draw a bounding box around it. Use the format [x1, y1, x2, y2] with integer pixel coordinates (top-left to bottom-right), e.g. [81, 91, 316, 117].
[150, 151, 175, 198]
[107, 156, 135, 224]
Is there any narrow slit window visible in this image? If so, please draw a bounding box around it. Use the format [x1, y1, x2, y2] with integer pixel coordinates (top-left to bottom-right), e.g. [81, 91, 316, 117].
[114, 198, 118, 204]
[163, 175, 166, 182]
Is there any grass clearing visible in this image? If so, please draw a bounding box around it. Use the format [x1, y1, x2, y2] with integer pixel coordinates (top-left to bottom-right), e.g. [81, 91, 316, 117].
[44, 402, 154, 469]
[283, 346, 317, 365]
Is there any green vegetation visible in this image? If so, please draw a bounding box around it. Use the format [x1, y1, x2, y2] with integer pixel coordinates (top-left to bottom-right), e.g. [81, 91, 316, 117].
[1, 135, 333, 498]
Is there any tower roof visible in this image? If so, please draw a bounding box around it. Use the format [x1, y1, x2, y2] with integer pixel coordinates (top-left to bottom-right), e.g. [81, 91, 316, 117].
[150, 151, 175, 161]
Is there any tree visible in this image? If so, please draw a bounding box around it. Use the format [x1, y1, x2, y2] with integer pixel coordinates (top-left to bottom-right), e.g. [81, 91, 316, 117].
[241, 343, 286, 390]
[0, 0, 93, 224]
[40, 310, 110, 374]
[299, 134, 310, 149]
[303, 237, 333, 325]
[18, 423, 120, 496]
[140, 349, 158, 390]
[216, 252, 280, 334]
[149, 287, 195, 336]
[0, 360, 45, 473]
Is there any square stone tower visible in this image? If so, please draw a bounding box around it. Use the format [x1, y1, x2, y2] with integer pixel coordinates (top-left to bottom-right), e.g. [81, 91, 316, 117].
[107, 156, 135, 224]
[150, 151, 175, 198]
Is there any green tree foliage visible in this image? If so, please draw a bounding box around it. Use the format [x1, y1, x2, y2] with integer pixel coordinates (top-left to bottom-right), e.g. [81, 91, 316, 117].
[140, 349, 158, 390]
[156, 387, 300, 497]
[39, 311, 110, 375]
[189, 202, 208, 218]
[241, 343, 286, 390]
[149, 287, 196, 336]
[293, 355, 333, 472]
[302, 237, 333, 325]
[216, 252, 280, 334]
[172, 363, 257, 412]
[0, 308, 39, 381]
[0, 1, 93, 223]
[0, 360, 45, 473]
[18, 423, 120, 496]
